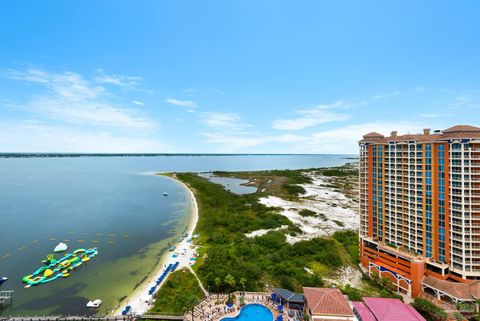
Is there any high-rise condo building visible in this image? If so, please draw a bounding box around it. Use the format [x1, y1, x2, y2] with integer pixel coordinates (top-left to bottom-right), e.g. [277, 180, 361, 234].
[359, 125, 480, 305]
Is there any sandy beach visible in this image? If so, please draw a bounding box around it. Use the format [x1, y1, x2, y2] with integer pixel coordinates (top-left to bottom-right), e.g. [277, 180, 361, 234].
[112, 175, 200, 316]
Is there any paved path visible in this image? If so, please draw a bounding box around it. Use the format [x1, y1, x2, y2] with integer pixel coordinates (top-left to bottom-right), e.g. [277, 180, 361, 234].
[187, 266, 208, 297]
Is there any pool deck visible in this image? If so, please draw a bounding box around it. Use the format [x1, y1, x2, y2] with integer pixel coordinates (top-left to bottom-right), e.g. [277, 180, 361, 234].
[185, 292, 285, 321]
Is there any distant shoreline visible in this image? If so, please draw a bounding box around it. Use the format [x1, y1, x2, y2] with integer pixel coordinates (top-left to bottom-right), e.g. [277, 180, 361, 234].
[0, 153, 359, 159]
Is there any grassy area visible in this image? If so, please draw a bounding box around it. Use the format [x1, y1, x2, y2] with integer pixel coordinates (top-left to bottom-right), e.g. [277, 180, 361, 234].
[175, 172, 356, 293]
[150, 268, 205, 315]
[213, 164, 359, 200]
[213, 168, 312, 199]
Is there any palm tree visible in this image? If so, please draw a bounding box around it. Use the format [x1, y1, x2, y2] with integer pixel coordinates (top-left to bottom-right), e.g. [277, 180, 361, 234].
[187, 295, 201, 321]
[239, 277, 247, 295]
[225, 274, 236, 302]
[215, 277, 222, 299]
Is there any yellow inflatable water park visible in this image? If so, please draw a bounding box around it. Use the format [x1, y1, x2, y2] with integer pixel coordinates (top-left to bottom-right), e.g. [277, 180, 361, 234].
[22, 248, 98, 288]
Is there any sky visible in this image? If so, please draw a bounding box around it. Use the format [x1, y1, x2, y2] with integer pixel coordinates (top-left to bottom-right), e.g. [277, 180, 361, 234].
[0, 1, 479, 154]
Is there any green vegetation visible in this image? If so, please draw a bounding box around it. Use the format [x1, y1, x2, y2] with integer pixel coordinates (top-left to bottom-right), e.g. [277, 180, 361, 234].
[321, 168, 359, 177]
[411, 298, 447, 321]
[340, 284, 363, 301]
[150, 268, 205, 315]
[213, 168, 312, 199]
[213, 165, 359, 200]
[333, 230, 359, 264]
[298, 209, 317, 217]
[175, 172, 355, 292]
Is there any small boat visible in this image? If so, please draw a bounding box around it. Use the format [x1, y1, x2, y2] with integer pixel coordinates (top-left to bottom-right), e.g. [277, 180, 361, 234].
[86, 299, 102, 308]
[163, 192, 168, 196]
[0, 277, 7, 285]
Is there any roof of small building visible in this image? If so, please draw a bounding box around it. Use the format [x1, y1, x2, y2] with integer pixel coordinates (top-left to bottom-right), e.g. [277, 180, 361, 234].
[423, 275, 480, 300]
[272, 288, 305, 303]
[362, 298, 426, 321]
[362, 132, 385, 138]
[359, 124, 480, 144]
[352, 302, 376, 321]
[303, 287, 354, 317]
[443, 124, 480, 133]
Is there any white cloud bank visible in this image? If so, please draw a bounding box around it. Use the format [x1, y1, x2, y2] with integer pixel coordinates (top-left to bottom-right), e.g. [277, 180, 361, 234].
[5, 68, 155, 129]
[0, 121, 167, 153]
[272, 101, 350, 130]
[202, 121, 426, 153]
[165, 98, 197, 108]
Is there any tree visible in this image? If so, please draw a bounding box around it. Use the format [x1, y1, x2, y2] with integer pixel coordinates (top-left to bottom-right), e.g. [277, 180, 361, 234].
[187, 295, 201, 321]
[214, 277, 222, 299]
[225, 274, 236, 291]
[239, 277, 247, 292]
[225, 274, 236, 302]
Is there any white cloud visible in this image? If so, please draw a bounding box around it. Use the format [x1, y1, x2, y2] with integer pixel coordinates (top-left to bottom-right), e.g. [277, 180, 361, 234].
[95, 71, 142, 87]
[165, 98, 197, 108]
[131, 100, 145, 106]
[202, 132, 304, 151]
[370, 90, 402, 101]
[200, 112, 250, 131]
[297, 121, 427, 153]
[272, 101, 350, 130]
[0, 121, 167, 153]
[4, 68, 156, 129]
[202, 120, 427, 153]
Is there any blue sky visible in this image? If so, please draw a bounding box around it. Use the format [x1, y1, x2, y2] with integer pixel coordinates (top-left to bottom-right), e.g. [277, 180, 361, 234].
[0, 1, 479, 153]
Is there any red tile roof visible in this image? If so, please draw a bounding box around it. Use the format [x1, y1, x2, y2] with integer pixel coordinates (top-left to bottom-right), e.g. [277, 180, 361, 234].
[443, 125, 480, 133]
[362, 298, 426, 321]
[303, 287, 354, 317]
[359, 124, 480, 144]
[363, 132, 385, 139]
[423, 275, 480, 300]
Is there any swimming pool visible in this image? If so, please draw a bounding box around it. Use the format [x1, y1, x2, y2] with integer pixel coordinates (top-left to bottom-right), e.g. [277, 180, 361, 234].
[221, 304, 273, 321]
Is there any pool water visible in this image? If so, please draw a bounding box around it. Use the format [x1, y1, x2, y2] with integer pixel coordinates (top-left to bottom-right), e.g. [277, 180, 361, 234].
[222, 304, 273, 321]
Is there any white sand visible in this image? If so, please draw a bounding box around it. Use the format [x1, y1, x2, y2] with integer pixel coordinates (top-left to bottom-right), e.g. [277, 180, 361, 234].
[113, 176, 200, 316]
[257, 172, 359, 244]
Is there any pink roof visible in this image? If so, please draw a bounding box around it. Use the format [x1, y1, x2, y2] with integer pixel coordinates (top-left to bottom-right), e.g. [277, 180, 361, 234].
[362, 298, 426, 321]
[352, 302, 376, 321]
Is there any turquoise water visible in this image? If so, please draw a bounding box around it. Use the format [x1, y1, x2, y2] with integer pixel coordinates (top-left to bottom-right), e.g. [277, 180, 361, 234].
[0, 154, 353, 316]
[222, 304, 273, 321]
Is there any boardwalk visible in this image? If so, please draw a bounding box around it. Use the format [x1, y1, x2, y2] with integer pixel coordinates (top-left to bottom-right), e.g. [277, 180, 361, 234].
[138, 314, 184, 320]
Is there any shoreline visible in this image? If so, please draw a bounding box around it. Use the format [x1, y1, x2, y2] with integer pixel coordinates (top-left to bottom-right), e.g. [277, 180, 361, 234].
[112, 174, 199, 316]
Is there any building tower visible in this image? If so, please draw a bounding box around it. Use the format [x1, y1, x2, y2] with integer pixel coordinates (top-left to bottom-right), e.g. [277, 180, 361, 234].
[359, 125, 480, 304]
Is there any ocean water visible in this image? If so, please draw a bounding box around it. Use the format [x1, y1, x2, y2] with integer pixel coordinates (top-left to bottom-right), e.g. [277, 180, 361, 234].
[0, 154, 354, 316]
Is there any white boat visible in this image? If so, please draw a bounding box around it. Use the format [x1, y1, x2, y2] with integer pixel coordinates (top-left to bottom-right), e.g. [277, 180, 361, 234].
[0, 277, 7, 285]
[54, 242, 68, 253]
[86, 299, 102, 308]
[163, 192, 168, 196]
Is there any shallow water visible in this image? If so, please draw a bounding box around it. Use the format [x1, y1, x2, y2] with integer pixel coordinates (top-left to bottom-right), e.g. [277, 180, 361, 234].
[198, 173, 257, 195]
[0, 154, 353, 316]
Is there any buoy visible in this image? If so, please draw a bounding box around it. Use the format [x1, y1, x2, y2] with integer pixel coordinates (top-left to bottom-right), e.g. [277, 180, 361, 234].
[54, 242, 68, 253]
